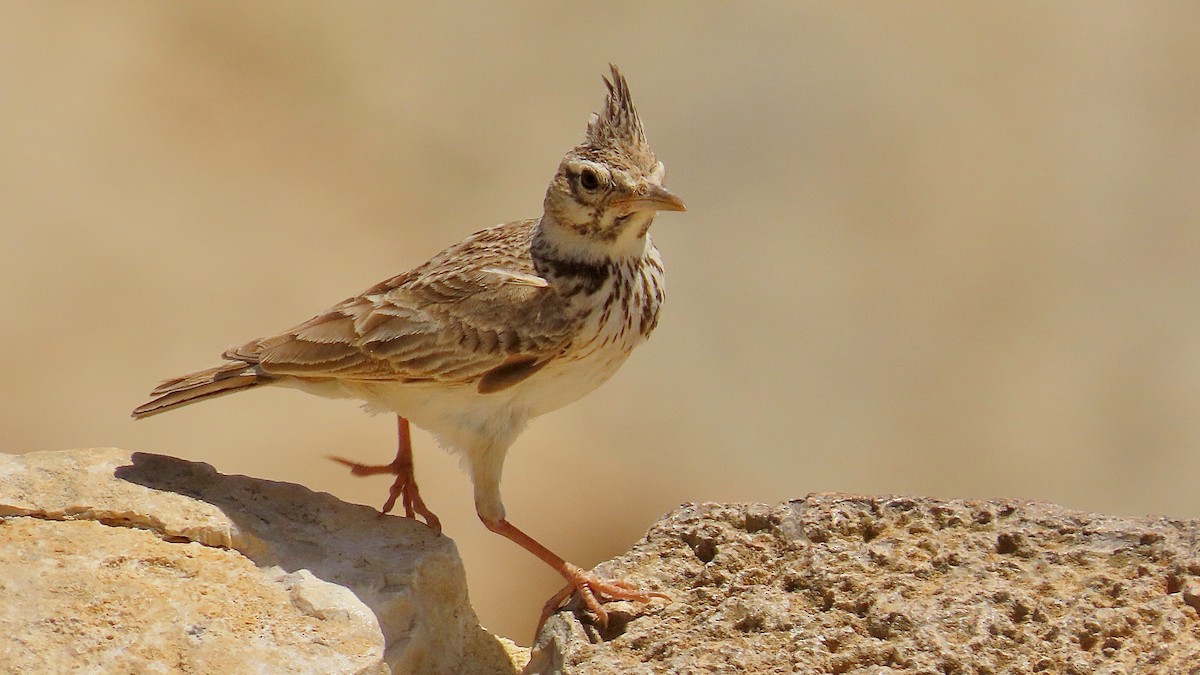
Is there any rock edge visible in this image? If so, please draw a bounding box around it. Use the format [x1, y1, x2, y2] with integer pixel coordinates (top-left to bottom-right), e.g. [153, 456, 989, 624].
[0, 448, 527, 674]
[529, 496, 1200, 674]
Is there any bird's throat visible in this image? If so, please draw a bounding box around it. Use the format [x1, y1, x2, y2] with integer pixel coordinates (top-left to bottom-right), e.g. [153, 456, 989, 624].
[534, 213, 653, 267]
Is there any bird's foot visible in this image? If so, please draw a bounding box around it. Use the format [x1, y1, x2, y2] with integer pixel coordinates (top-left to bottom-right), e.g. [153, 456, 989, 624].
[328, 455, 442, 533]
[537, 564, 669, 634]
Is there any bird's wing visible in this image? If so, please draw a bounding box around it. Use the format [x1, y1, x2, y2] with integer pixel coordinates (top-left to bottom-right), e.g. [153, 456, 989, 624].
[228, 221, 577, 390]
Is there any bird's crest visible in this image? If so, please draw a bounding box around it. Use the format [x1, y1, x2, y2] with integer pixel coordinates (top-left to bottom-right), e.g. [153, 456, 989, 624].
[584, 65, 654, 165]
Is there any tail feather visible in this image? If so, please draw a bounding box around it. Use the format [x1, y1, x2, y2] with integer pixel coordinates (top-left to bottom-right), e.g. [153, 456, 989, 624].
[132, 361, 262, 419]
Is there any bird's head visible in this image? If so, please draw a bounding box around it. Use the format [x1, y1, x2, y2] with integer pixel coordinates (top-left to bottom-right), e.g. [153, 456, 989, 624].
[542, 65, 685, 258]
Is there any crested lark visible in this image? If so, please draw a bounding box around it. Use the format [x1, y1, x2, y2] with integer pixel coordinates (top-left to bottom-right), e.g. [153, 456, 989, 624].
[133, 65, 684, 629]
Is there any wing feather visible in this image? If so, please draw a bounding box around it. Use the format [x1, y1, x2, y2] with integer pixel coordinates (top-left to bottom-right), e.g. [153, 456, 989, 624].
[231, 220, 578, 387]
[292, 314, 359, 344]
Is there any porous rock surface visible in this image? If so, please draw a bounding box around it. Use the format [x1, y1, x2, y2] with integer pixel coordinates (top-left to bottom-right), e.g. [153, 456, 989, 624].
[0, 448, 526, 674]
[528, 496, 1200, 674]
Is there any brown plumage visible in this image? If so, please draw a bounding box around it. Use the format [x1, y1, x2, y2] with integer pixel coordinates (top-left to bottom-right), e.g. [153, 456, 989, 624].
[133, 64, 685, 633]
[132, 220, 576, 418]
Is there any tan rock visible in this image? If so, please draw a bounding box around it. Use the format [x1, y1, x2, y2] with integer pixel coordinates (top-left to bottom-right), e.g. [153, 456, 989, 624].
[528, 496, 1200, 673]
[0, 448, 526, 674]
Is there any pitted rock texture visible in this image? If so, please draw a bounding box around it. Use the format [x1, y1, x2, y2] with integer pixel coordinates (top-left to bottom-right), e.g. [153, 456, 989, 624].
[0, 448, 525, 674]
[527, 496, 1200, 674]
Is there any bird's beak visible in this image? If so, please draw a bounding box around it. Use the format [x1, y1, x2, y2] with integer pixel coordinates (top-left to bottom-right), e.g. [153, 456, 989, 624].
[613, 184, 687, 214]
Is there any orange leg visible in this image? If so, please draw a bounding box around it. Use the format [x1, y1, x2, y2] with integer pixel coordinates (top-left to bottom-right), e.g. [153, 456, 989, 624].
[329, 416, 441, 533]
[481, 517, 669, 634]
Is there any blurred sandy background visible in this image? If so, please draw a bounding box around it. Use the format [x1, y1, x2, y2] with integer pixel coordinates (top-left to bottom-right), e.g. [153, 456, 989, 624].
[4, 2, 1200, 641]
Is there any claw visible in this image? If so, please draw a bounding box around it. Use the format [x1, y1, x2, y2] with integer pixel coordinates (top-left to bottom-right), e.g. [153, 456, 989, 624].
[328, 417, 442, 534]
[328, 454, 395, 477]
[536, 569, 670, 634]
[483, 518, 670, 638]
[330, 454, 442, 532]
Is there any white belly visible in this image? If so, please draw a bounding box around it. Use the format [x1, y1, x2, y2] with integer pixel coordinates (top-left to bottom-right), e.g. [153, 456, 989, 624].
[346, 325, 639, 438]
[310, 302, 642, 453]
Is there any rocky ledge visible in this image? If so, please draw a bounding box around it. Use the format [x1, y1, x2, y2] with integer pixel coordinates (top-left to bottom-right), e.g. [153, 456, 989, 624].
[0, 448, 526, 674]
[528, 497, 1200, 673]
[6, 449, 1200, 674]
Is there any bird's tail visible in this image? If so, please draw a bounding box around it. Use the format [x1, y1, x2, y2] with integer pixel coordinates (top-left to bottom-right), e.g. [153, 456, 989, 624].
[131, 361, 262, 419]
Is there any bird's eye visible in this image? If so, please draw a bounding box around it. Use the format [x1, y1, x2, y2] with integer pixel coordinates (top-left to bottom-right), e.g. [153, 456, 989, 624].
[578, 167, 601, 191]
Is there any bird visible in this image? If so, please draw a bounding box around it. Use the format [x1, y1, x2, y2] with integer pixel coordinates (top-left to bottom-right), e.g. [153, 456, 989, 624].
[132, 64, 684, 630]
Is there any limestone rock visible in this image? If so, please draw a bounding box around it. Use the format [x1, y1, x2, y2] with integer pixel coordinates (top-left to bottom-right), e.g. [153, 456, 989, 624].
[528, 496, 1200, 673]
[0, 448, 525, 674]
